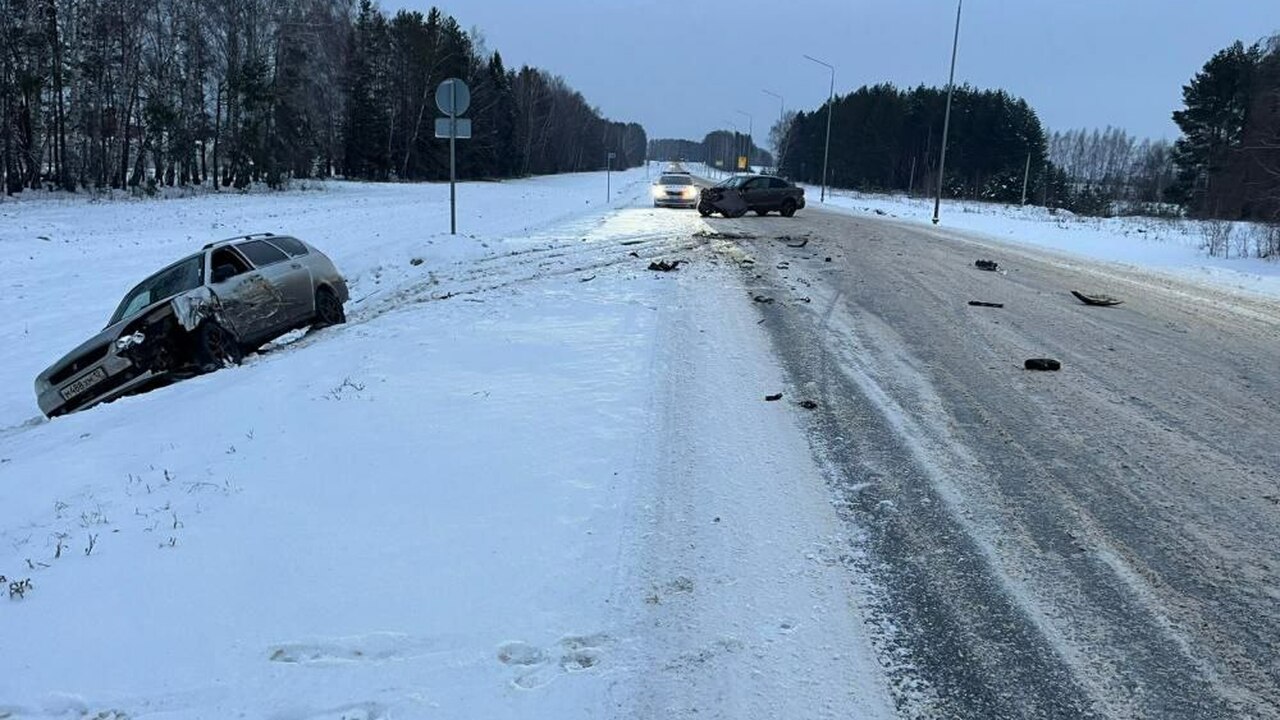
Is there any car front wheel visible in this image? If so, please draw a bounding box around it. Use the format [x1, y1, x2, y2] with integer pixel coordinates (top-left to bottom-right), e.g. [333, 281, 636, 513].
[313, 285, 346, 328]
[193, 321, 244, 372]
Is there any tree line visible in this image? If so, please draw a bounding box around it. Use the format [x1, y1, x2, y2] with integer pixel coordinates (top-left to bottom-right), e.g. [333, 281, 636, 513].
[776, 83, 1050, 204]
[0, 0, 646, 195]
[647, 132, 771, 170]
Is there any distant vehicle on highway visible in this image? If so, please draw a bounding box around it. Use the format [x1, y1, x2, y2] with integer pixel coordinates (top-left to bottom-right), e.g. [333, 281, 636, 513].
[34, 233, 348, 417]
[698, 174, 805, 218]
[652, 173, 699, 208]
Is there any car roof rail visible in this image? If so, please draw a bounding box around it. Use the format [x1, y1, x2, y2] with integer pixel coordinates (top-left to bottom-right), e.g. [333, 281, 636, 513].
[202, 232, 276, 250]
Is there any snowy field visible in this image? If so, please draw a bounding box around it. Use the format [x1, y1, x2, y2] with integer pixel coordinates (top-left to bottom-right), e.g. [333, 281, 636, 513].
[805, 185, 1280, 298]
[0, 172, 895, 718]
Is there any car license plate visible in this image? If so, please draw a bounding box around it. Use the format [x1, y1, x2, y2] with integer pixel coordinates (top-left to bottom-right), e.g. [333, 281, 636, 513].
[60, 367, 107, 401]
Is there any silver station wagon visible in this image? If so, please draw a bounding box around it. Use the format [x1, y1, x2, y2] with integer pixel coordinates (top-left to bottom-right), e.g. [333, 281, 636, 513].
[35, 233, 349, 417]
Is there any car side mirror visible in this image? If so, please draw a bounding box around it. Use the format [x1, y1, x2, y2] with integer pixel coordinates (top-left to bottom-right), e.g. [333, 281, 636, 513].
[212, 264, 238, 283]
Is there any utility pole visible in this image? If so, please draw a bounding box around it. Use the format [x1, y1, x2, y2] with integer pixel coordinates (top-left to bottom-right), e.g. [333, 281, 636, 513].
[908, 156, 917, 197]
[1021, 152, 1031, 205]
[736, 110, 752, 170]
[764, 89, 784, 170]
[803, 54, 835, 202]
[932, 0, 963, 225]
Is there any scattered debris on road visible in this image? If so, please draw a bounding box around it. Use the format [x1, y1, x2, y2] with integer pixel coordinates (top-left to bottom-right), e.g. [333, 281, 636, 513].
[975, 260, 1001, 271]
[619, 239, 645, 246]
[752, 294, 775, 304]
[782, 237, 809, 248]
[693, 230, 756, 241]
[648, 260, 681, 272]
[968, 301, 1005, 308]
[1071, 291, 1124, 307]
[873, 208, 888, 216]
[410, 257, 424, 266]
[579, 275, 596, 283]
[628, 251, 639, 257]
[825, 257, 832, 262]
[1024, 358, 1062, 371]
[799, 399, 818, 409]
[764, 392, 783, 401]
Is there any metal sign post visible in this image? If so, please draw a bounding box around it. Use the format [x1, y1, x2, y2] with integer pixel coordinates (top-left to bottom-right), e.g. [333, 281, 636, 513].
[606, 151, 615, 203]
[435, 78, 472, 235]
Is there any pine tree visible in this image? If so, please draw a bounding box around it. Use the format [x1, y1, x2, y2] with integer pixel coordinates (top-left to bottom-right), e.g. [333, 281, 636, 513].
[1169, 41, 1261, 214]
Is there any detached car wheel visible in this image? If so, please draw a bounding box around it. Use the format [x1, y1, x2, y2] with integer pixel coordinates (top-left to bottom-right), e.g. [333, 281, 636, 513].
[780, 199, 797, 217]
[194, 321, 244, 372]
[313, 285, 346, 328]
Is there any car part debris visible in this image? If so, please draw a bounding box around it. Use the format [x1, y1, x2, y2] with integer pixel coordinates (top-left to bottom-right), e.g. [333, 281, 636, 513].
[1024, 358, 1061, 371]
[968, 301, 1004, 308]
[579, 275, 596, 283]
[825, 257, 833, 262]
[693, 230, 756, 241]
[799, 399, 818, 409]
[784, 238, 809, 248]
[1071, 291, 1123, 307]
[620, 239, 645, 246]
[628, 251, 640, 257]
[765, 393, 783, 401]
[752, 294, 775, 304]
[975, 260, 1000, 272]
[648, 259, 681, 272]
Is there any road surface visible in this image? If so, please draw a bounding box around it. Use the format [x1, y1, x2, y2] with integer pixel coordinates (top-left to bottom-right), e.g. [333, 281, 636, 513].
[700, 206, 1280, 719]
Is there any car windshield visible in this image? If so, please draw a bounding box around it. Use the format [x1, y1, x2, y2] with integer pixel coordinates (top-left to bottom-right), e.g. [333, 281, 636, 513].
[659, 175, 693, 185]
[109, 255, 203, 325]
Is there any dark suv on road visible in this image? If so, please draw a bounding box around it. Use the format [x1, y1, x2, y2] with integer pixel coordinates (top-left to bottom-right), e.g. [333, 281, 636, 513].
[698, 174, 805, 218]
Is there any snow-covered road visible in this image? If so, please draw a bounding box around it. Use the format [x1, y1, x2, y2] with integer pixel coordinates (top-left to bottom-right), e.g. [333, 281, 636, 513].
[0, 177, 896, 718]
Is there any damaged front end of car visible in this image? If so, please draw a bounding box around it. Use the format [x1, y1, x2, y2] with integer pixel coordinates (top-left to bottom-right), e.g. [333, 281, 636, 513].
[34, 288, 227, 417]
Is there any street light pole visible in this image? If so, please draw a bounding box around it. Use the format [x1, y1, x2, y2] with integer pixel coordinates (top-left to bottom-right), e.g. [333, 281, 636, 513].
[764, 89, 784, 172]
[803, 54, 835, 202]
[724, 119, 738, 174]
[736, 110, 752, 170]
[932, 0, 963, 225]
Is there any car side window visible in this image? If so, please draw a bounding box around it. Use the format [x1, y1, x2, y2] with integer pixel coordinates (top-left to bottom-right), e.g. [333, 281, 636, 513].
[210, 247, 252, 283]
[769, 178, 790, 189]
[237, 240, 290, 267]
[742, 178, 764, 190]
[267, 236, 309, 257]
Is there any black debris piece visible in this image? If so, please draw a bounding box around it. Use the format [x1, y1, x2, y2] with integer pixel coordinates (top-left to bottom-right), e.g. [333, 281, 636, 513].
[786, 238, 809, 248]
[968, 301, 1004, 308]
[579, 275, 596, 283]
[648, 260, 681, 272]
[765, 393, 783, 401]
[873, 209, 888, 216]
[409, 257, 424, 266]
[1071, 291, 1123, 307]
[1024, 358, 1062, 371]
[628, 251, 639, 257]
[620, 239, 645, 246]
[975, 260, 1000, 271]
[825, 257, 833, 262]
[799, 399, 818, 409]
[752, 294, 775, 304]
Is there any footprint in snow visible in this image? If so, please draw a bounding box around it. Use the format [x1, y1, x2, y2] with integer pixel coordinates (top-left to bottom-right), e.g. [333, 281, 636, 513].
[497, 633, 611, 690]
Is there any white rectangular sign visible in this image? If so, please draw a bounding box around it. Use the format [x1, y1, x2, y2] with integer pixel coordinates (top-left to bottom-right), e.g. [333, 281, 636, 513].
[435, 117, 472, 139]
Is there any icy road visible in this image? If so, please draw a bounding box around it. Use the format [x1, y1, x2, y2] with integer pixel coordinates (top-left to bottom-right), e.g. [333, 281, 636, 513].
[2, 172, 1279, 719]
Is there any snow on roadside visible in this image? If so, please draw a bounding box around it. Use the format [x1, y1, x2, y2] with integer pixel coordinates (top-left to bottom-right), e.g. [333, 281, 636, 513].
[0, 178, 896, 718]
[804, 186, 1280, 298]
[0, 169, 647, 424]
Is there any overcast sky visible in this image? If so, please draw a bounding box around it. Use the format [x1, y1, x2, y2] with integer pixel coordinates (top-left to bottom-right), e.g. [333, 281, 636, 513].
[402, 0, 1277, 146]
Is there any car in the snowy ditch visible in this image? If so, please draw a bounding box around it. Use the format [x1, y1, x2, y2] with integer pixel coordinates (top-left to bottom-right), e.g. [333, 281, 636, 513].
[34, 233, 349, 417]
[697, 174, 805, 218]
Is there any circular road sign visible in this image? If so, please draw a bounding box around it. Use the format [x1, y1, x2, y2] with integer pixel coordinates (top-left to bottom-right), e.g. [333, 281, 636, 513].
[435, 78, 471, 116]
